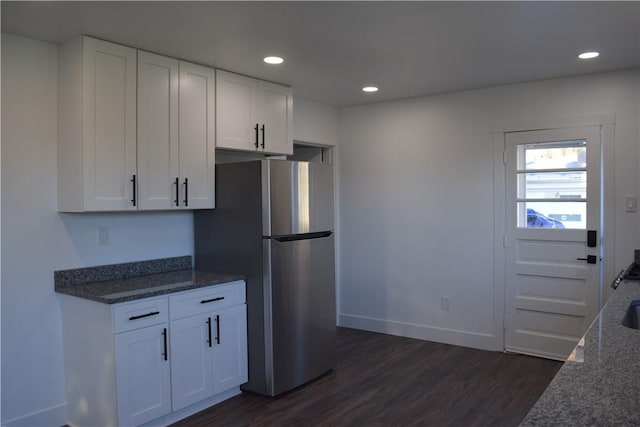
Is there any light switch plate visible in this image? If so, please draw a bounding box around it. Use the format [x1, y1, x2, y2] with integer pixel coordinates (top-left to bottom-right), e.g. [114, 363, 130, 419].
[624, 195, 637, 213]
[440, 296, 450, 311]
[98, 226, 110, 245]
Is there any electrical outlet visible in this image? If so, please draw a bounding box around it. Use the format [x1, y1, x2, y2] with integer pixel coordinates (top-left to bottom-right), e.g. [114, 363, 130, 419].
[98, 226, 110, 246]
[441, 296, 450, 311]
[624, 196, 637, 213]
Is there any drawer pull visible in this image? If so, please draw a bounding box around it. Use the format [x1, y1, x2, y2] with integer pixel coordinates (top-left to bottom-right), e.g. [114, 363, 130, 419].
[131, 174, 137, 206]
[215, 314, 220, 344]
[200, 297, 224, 304]
[183, 177, 189, 207]
[174, 177, 180, 207]
[128, 311, 160, 321]
[255, 123, 259, 148]
[162, 328, 168, 361]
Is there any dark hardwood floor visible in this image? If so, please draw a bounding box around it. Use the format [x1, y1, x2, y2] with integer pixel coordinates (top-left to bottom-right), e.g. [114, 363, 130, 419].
[172, 327, 561, 427]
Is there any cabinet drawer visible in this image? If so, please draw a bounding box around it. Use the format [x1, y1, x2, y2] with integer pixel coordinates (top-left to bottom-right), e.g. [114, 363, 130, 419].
[169, 281, 246, 320]
[113, 296, 169, 333]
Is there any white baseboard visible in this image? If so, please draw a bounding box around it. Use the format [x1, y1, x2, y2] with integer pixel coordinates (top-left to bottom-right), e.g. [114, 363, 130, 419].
[140, 387, 241, 427]
[1, 388, 242, 427]
[338, 313, 501, 351]
[2, 403, 66, 427]
[505, 346, 568, 362]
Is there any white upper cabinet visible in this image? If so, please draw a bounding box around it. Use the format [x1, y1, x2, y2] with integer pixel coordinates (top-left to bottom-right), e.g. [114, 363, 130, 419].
[137, 53, 215, 210]
[258, 81, 294, 156]
[58, 36, 137, 211]
[178, 61, 216, 209]
[215, 71, 258, 152]
[216, 70, 293, 155]
[137, 51, 180, 210]
[59, 35, 294, 212]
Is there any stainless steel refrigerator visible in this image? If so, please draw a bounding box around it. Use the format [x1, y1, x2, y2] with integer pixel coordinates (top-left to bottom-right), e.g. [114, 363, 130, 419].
[194, 159, 336, 396]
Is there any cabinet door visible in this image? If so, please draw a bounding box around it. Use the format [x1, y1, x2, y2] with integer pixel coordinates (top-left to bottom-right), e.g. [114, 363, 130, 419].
[82, 37, 137, 211]
[212, 304, 248, 394]
[216, 70, 258, 151]
[170, 315, 214, 411]
[257, 81, 293, 155]
[137, 51, 180, 210]
[114, 324, 171, 426]
[179, 61, 215, 209]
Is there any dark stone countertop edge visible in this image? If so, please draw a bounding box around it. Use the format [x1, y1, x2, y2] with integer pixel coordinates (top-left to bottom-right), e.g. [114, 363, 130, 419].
[54, 255, 193, 287]
[520, 280, 640, 426]
[54, 256, 245, 304]
[55, 270, 246, 304]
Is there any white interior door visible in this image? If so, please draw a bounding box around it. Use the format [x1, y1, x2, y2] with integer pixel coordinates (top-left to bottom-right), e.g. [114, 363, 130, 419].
[504, 126, 601, 360]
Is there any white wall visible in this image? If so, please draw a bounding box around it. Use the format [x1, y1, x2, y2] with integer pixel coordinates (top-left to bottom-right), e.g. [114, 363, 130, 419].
[0, 30, 3, 427]
[1, 34, 194, 426]
[2, 31, 637, 425]
[293, 97, 339, 147]
[338, 69, 640, 350]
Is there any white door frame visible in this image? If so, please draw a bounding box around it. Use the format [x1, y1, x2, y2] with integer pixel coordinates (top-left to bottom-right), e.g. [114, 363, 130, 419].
[492, 113, 616, 352]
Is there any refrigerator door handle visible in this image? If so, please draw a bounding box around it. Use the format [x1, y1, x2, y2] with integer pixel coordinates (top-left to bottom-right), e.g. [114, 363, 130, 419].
[270, 231, 333, 242]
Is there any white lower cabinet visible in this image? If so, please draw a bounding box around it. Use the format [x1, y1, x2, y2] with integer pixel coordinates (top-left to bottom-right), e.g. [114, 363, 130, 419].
[212, 305, 248, 394]
[170, 285, 249, 411]
[60, 280, 247, 427]
[115, 324, 172, 425]
[170, 314, 214, 410]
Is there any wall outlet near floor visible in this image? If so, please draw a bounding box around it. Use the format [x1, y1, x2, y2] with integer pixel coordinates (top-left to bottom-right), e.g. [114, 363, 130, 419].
[98, 226, 110, 246]
[624, 195, 637, 213]
[440, 296, 450, 311]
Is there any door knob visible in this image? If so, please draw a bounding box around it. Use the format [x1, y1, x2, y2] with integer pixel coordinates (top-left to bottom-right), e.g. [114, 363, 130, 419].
[577, 255, 597, 264]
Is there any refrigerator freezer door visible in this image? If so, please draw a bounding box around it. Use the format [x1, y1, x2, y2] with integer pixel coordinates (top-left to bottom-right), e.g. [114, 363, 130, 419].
[265, 234, 336, 396]
[265, 160, 334, 237]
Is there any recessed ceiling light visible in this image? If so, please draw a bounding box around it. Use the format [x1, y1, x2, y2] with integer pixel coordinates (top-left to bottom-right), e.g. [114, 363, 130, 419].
[362, 86, 379, 93]
[263, 56, 284, 65]
[578, 51, 599, 60]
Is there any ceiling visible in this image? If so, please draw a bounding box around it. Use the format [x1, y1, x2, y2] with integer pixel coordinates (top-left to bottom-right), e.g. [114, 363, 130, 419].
[2, 1, 639, 107]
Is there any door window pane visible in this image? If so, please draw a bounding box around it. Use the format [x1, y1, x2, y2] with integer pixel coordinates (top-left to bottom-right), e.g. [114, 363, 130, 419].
[516, 139, 588, 230]
[517, 171, 586, 199]
[518, 202, 586, 229]
[522, 141, 586, 170]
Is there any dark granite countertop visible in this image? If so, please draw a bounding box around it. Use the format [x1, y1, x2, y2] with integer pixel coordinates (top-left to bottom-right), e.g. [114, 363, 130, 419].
[521, 280, 640, 426]
[54, 256, 245, 304]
